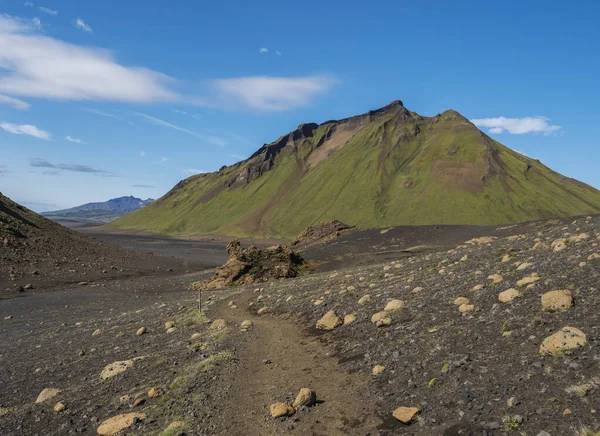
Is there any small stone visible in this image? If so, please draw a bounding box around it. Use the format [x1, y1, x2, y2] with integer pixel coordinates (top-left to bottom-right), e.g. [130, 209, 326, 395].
[488, 274, 503, 284]
[384, 299, 405, 311]
[241, 320, 253, 328]
[471, 284, 484, 292]
[54, 402, 66, 413]
[453, 297, 469, 305]
[270, 402, 295, 418]
[35, 388, 61, 404]
[506, 397, 519, 408]
[371, 311, 391, 327]
[517, 262, 533, 271]
[372, 365, 385, 375]
[292, 388, 316, 409]
[190, 333, 202, 340]
[97, 413, 146, 435]
[163, 421, 186, 434]
[316, 310, 342, 330]
[4, 315, 12, 320]
[517, 273, 540, 287]
[136, 327, 146, 336]
[257, 307, 268, 315]
[412, 286, 423, 293]
[541, 290, 573, 312]
[498, 288, 520, 303]
[563, 408, 572, 415]
[313, 299, 324, 306]
[343, 314, 357, 325]
[166, 327, 176, 334]
[392, 406, 420, 424]
[551, 238, 567, 252]
[459, 304, 475, 313]
[210, 319, 227, 330]
[502, 254, 512, 263]
[147, 386, 163, 398]
[92, 329, 102, 336]
[358, 295, 372, 305]
[165, 321, 175, 329]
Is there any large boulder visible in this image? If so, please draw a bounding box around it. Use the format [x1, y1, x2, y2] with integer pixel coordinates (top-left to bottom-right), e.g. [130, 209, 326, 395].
[96, 413, 146, 435]
[540, 326, 587, 356]
[541, 290, 573, 312]
[392, 406, 420, 424]
[316, 310, 342, 330]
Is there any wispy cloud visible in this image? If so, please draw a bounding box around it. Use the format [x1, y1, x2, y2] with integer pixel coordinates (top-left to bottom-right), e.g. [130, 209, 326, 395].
[84, 108, 134, 125]
[139, 150, 145, 157]
[182, 169, 207, 175]
[65, 135, 85, 144]
[31, 17, 41, 28]
[0, 122, 50, 139]
[275, 51, 282, 56]
[0, 94, 30, 109]
[133, 112, 226, 146]
[209, 76, 335, 111]
[74, 17, 92, 33]
[471, 116, 562, 135]
[0, 15, 176, 103]
[30, 157, 108, 173]
[171, 108, 189, 115]
[24, 1, 34, 7]
[153, 157, 168, 164]
[132, 184, 154, 188]
[38, 7, 57, 16]
[259, 47, 268, 54]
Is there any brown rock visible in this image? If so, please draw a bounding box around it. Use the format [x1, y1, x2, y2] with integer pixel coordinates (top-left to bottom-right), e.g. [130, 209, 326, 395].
[100, 360, 134, 380]
[136, 327, 146, 336]
[292, 388, 316, 409]
[35, 388, 61, 404]
[551, 238, 567, 252]
[392, 406, 420, 424]
[343, 314, 357, 325]
[96, 412, 146, 435]
[257, 307, 268, 315]
[384, 299, 405, 311]
[210, 319, 227, 330]
[269, 402, 295, 418]
[148, 386, 164, 398]
[459, 304, 475, 313]
[316, 310, 342, 330]
[165, 321, 175, 329]
[453, 297, 469, 305]
[53, 402, 66, 412]
[371, 311, 391, 327]
[540, 326, 587, 356]
[516, 273, 540, 287]
[488, 274, 503, 284]
[372, 365, 385, 375]
[357, 295, 372, 305]
[541, 290, 573, 312]
[498, 288, 520, 303]
[241, 320, 253, 328]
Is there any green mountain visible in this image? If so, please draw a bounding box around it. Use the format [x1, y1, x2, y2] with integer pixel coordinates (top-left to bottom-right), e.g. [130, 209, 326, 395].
[111, 101, 600, 239]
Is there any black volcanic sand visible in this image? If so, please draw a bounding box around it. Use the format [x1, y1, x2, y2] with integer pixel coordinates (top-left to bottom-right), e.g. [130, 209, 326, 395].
[1, 216, 599, 435]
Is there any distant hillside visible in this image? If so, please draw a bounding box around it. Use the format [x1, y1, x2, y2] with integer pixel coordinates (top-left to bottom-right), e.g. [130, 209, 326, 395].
[112, 100, 600, 239]
[43, 196, 153, 227]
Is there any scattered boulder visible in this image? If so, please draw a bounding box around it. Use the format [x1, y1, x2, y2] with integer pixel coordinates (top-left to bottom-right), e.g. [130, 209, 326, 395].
[270, 402, 295, 418]
[165, 321, 175, 329]
[371, 311, 391, 327]
[53, 402, 66, 413]
[488, 274, 503, 284]
[35, 388, 61, 404]
[92, 329, 102, 336]
[241, 320, 253, 329]
[568, 233, 590, 243]
[471, 285, 484, 292]
[517, 262, 533, 271]
[384, 299, 405, 311]
[551, 238, 567, 252]
[100, 360, 135, 380]
[163, 421, 186, 434]
[291, 220, 355, 249]
[192, 240, 306, 290]
[96, 412, 146, 435]
[498, 288, 520, 303]
[517, 273, 540, 287]
[136, 327, 146, 336]
[166, 327, 177, 334]
[392, 406, 420, 424]
[541, 290, 573, 312]
[316, 310, 342, 330]
[292, 388, 316, 409]
[540, 326, 587, 356]
[257, 307, 269, 315]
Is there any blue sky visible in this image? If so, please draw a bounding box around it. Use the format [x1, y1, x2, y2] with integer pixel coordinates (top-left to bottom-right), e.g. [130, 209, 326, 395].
[1, 0, 599, 211]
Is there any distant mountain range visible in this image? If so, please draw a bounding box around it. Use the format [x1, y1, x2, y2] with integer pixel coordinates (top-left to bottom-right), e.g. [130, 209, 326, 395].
[111, 100, 600, 239]
[42, 196, 154, 227]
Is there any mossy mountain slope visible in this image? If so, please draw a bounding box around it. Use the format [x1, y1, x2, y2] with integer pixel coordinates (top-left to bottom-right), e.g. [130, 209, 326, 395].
[112, 101, 600, 239]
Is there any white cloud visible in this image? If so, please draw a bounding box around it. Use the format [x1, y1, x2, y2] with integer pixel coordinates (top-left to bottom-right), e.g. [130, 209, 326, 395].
[0, 93, 30, 109]
[74, 17, 92, 33]
[275, 51, 281, 56]
[0, 122, 50, 139]
[210, 76, 335, 111]
[171, 108, 189, 115]
[38, 7, 58, 16]
[139, 150, 145, 157]
[24, 1, 34, 6]
[0, 15, 177, 103]
[133, 112, 226, 146]
[65, 135, 85, 144]
[183, 169, 207, 175]
[259, 47, 268, 54]
[471, 116, 562, 135]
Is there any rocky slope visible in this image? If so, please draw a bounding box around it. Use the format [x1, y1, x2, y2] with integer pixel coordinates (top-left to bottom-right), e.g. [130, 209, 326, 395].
[112, 101, 600, 238]
[0, 192, 176, 296]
